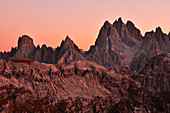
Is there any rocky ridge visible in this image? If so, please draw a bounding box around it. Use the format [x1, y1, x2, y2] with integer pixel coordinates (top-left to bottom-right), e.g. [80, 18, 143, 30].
[0, 58, 169, 112]
[0, 35, 88, 64]
[0, 17, 169, 112]
[87, 17, 170, 72]
[0, 18, 169, 73]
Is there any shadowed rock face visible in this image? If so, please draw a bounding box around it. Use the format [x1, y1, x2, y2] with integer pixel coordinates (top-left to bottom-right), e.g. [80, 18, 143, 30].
[0, 18, 169, 73]
[52, 36, 89, 64]
[126, 20, 142, 40]
[86, 18, 142, 71]
[141, 53, 170, 91]
[130, 27, 170, 72]
[87, 18, 170, 72]
[14, 35, 36, 58]
[1, 35, 88, 64]
[0, 59, 169, 112]
[0, 17, 169, 112]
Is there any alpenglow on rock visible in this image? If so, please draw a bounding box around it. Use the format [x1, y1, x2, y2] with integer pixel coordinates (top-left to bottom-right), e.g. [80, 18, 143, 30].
[14, 35, 36, 58]
[0, 58, 169, 112]
[1, 35, 88, 64]
[86, 18, 170, 72]
[0, 18, 170, 73]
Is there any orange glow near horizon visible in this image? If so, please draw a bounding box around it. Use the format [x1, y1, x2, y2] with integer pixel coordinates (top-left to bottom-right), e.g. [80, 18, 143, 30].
[0, 0, 170, 52]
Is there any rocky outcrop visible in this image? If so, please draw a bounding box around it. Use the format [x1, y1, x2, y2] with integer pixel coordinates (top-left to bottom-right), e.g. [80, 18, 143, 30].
[33, 44, 53, 63]
[14, 35, 36, 58]
[0, 17, 169, 112]
[130, 27, 170, 72]
[86, 18, 142, 71]
[0, 35, 88, 64]
[51, 36, 89, 64]
[87, 18, 170, 72]
[0, 59, 169, 112]
[141, 53, 170, 91]
[126, 20, 142, 40]
[0, 18, 169, 73]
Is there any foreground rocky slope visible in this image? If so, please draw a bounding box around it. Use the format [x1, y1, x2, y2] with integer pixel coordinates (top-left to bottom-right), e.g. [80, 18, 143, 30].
[0, 57, 169, 112]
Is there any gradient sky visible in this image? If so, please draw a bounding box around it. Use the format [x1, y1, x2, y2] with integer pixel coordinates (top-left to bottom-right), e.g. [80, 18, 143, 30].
[0, 0, 170, 51]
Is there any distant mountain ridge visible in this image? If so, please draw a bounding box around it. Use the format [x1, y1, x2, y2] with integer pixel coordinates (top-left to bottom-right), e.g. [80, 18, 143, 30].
[0, 35, 89, 64]
[0, 17, 170, 72]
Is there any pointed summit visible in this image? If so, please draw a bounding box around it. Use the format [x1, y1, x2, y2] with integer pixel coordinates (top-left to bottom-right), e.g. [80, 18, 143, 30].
[62, 35, 75, 47]
[126, 20, 135, 28]
[118, 17, 122, 22]
[126, 20, 141, 39]
[55, 36, 88, 64]
[103, 20, 112, 29]
[65, 35, 72, 42]
[113, 17, 125, 33]
[18, 35, 34, 49]
[113, 17, 124, 26]
[155, 26, 163, 34]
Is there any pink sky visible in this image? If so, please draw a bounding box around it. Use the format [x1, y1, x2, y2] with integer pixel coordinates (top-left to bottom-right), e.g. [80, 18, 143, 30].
[0, 0, 170, 51]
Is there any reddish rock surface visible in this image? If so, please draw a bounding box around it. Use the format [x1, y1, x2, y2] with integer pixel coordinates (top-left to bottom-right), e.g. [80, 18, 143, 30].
[0, 17, 169, 112]
[87, 18, 170, 72]
[0, 59, 169, 112]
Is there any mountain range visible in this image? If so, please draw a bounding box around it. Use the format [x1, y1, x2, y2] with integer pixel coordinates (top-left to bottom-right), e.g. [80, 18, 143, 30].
[0, 17, 169, 112]
[1, 17, 169, 73]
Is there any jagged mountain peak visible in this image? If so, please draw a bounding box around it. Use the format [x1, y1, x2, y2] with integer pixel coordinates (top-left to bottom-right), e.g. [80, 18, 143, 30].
[155, 26, 164, 36]
[60, 35, 76, 49]
[113, 17, 124, 25]
[54, 35, 88, 64]
[118, 17, 122, 22]
[13, 35, 36, 58]
[126, 20, 141, 39]
[113, 17, 127, 35]
[103, 20, 112, 28]
[18, 35, 34, 48]
[0, 18, 169, 73]
[126, 20, 135, 27]
[65, 35, 72, 42]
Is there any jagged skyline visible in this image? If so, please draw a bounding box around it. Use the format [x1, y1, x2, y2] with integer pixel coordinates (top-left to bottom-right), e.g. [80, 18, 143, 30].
[1, 17, 169, 73]
[0, 0, 170, 51]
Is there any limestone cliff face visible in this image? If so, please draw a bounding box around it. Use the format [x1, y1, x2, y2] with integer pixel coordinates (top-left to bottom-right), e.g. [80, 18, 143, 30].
[33, 44, 53, 63]
[87, 18, 170, 72]
[86, 18, 142, 71]
[0, 59, 169, 112]
[2, 35, 88, 64]
[52, 36, 89, 64]
[0, 17, 170, 112]
[1, 18, 169, 73]
[14, 35, 36, 58]
[141, 53, 170, 91]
